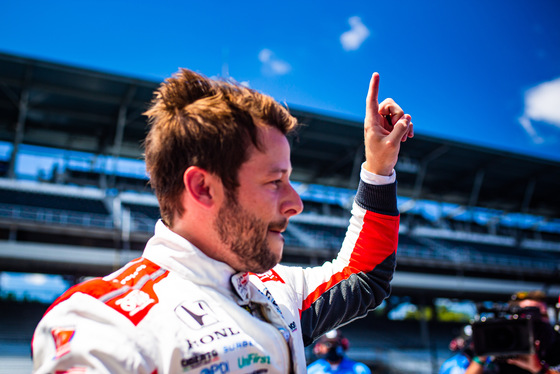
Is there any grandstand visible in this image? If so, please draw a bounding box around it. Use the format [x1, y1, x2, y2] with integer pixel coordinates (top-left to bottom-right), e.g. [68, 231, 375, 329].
[0, 51, 559, 373]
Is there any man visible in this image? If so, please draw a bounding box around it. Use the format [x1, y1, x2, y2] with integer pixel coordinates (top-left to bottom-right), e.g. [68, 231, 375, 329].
[465, 291, 560, 374]
[307, 329, 371, 374]
[32, 68, 413, 373]
[440, 326, 475, 374]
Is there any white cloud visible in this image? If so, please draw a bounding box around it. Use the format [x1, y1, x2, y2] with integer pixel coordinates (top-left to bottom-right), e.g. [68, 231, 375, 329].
[25, 273, 49, 286]
[519, 77, 560, 143]
[258, 48, 291, 76]
[519, 116, 544, 144]
[340, 16, 370, 51]
[258, 49, 273, 63]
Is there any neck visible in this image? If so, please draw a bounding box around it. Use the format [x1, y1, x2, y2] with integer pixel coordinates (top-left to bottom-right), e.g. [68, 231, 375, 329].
[170, 219, 245, 272]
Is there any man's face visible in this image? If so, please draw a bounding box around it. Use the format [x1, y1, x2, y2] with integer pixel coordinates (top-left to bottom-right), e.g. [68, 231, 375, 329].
[519, 299, 549, 321]
[213, 126, 303, 273]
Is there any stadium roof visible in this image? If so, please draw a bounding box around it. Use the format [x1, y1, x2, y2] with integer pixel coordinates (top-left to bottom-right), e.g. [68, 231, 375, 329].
[1, 51, 559, 218]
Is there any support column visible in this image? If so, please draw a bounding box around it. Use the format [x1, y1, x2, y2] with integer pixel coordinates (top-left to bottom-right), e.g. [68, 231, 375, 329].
[8, 65, 33, 179]
[517, 177, 537, 247]
[108, 85, 136, 189]
[413, 145, 449, 199]
[521, 177, 536, 213]
[8, 88, 29, 179]
[468, 169, 485, 225]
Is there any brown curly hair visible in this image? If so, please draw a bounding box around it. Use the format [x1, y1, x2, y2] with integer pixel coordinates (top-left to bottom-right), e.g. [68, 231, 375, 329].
[144, 68, 299, 226]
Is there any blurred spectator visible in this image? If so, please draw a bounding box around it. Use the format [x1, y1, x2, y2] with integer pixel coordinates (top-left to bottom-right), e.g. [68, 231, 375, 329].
[307, 330, 371, 374]
[439, 325, 477, 374]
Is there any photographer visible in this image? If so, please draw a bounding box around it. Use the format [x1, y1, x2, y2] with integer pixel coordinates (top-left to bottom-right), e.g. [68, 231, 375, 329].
[466, 291, 560, 374]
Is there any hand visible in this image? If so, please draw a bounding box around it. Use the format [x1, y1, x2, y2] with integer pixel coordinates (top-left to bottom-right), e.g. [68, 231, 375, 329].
[465, 356, 487, 374]
[364, 72, 413, 176]
[507, 340, 548, 374]
[507, 353, 543, 374]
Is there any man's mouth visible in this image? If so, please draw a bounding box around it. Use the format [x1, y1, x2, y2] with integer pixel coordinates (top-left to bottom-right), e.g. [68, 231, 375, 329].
[268, 229, 284, 237]
[268, 220, 288, 234]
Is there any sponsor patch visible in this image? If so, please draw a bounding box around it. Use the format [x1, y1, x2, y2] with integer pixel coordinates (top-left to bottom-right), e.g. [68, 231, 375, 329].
[238, 353, 271, 368]
[184, 327, 241, 350]
[175, 300, 219, 330]
[231, 273, 249, 300]
[253, 269, 284, 284]
[51, 327, 75, 359]
[259, 287, 283, 317]
[288, 321, 297, 332]
[200, 362, 230, 374]
[115, 264, 147, 285]
[223, 340, 254, 353]
[114, 289, 155, 317]
[181, 349, 219, 370]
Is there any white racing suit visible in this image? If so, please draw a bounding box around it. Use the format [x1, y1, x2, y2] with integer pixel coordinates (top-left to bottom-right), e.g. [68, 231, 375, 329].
[32, 175, 399, 374]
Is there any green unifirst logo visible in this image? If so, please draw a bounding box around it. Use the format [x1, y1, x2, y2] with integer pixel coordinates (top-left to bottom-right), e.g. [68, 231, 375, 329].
[237, 353, 271, 368]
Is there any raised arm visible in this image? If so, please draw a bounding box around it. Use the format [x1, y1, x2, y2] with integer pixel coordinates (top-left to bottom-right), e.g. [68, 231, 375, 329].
[264, 73, 414, 346]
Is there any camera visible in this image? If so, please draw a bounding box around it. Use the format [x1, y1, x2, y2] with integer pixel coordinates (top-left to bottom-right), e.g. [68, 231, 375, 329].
[471, 304, 541, 357]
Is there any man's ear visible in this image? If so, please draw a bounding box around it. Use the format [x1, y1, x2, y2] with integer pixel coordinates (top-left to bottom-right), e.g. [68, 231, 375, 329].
[183, 166, 216, 208]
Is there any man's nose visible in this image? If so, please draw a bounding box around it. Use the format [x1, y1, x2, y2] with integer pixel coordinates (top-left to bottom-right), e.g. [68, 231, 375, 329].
[282, 183, 303, 217]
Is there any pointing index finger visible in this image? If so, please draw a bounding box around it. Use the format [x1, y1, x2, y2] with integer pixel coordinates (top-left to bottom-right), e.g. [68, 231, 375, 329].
[366, 72, 380, 115]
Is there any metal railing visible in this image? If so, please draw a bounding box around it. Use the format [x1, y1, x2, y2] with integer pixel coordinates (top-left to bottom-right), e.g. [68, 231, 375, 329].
[0, 204, 114, 229]
[0, 202, 557, 274]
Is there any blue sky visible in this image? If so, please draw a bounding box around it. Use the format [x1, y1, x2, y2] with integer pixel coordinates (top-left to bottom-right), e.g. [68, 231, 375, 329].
[1, 0, 560, 163]
[2, 0, 560, 302]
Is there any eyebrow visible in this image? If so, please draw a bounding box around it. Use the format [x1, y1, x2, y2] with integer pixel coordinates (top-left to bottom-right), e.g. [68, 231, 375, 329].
[267, 167, 291, 176]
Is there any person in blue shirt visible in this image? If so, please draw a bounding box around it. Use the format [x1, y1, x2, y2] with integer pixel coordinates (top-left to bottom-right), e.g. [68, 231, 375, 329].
[439, 326, 474, 374]
[307, 330, 371, 374]
[439, 352, 472, 374]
